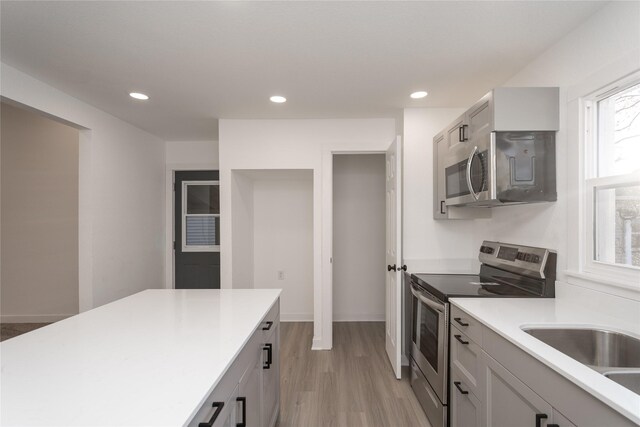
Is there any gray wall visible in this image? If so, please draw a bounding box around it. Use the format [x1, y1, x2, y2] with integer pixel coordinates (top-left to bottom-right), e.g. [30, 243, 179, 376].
[1, 102, 79, 321]
[333, 154, 386, 321]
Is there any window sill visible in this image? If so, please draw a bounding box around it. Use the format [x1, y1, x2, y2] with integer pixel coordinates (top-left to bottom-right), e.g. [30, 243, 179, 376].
[564, 270, 640, 301]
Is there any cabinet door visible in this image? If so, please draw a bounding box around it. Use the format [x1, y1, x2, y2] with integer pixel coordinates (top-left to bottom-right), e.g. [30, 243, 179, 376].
[433, 133, 448, 219]
[451, 368, 483, 427]
[467, 92, 492, 143]
[484, 354, 553, 427]
[552, 409, 577, 427]
[261, 323, 280, 427]
[238, 353, 262, 427]
[447, 115, 467, 150]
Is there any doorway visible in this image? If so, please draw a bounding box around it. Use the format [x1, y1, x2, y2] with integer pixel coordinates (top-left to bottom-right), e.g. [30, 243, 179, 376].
[0, 101, 79, 332]
[174, 170, 220, 289]
[332, 154, 386, 321]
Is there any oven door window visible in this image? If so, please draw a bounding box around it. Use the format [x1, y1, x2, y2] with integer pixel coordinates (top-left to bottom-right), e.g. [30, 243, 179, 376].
[418, 301, 440, 372]
[446, 158, 470, 199]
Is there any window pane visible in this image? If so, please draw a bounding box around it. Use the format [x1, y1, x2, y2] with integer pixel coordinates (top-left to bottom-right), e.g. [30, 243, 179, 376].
[595, 184, 640, 267]
[597, 83, 640, 177]
[185, 216, 220, 246]
[186, 184, 219, 214]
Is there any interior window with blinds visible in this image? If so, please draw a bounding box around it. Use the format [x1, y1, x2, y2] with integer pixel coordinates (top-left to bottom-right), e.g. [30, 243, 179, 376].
[183, 182, 220, 251]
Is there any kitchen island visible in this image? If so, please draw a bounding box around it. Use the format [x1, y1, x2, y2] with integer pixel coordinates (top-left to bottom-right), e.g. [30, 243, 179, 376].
[0, 289, 281, 427]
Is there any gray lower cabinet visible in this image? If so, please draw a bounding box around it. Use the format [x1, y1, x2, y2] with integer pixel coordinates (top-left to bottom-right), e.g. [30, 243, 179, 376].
[190, 300, 280, 427]
[449, 305, 634, 427]
[484, 354, 553, 427]
[451, 367, 483, 427]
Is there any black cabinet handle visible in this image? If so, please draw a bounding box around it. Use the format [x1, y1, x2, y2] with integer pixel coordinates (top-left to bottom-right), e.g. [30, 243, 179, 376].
[548, 425, 559, 427]
[262, 321, 273, 331]
[440, 200, 446, 214]
[236, 397, 246, 427]
[454, 334, 469, 345]
[263, 343, 273, 369]
[400, 265, 407, 271]
[198, 402, 224, 427]
[387, 264, 397, 272]
[453, 381, 468, 395]
[454, 317, 469, 327]
[535, 414, 548, 427]
[459, 124, 468, 142]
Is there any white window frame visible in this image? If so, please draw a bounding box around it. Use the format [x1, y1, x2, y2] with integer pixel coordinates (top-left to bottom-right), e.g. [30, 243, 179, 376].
[182, 180, 220, 252]
[577, 71, 640, 289]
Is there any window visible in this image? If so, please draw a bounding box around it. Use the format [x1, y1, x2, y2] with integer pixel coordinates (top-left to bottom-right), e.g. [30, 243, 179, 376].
[182, 181, 220, 252]
[584, 80, 640, 276]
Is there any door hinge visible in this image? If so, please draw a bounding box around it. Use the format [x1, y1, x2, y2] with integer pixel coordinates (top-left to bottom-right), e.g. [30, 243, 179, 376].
[173, 183, 175, 191]
[173, 241, 176, 250]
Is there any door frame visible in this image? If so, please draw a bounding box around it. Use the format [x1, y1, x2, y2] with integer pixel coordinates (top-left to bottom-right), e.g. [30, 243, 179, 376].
[165, 163, 219, 289]
[320, 137, 402, 351]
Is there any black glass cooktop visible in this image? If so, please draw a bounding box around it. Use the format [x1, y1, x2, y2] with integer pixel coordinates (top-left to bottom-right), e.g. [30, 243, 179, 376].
[410, 273, 543, 302]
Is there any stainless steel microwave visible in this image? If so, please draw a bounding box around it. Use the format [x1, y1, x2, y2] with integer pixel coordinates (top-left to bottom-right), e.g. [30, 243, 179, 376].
[445, 131, 556, 207]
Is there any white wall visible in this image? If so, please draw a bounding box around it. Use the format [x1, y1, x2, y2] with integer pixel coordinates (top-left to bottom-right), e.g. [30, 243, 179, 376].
[1, 102, 79, 322]
[402, 108, 482, 273]
[402, 2, 640, 292]
[219, 119, 396, 349]
[333, 154, 386, 321]
[1, 63, 166, 310]
[166, 141, 218, 166]
[253, 172, 313, 321]
[470, 1, 640, 286]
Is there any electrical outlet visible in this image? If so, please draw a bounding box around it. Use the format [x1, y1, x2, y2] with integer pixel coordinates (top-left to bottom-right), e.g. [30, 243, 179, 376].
[277, 271, 285, 280]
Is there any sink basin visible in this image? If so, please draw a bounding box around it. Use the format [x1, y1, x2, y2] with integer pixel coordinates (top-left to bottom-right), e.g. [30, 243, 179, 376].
[522, 327, 640, 368]
[604, 371, 640, 395]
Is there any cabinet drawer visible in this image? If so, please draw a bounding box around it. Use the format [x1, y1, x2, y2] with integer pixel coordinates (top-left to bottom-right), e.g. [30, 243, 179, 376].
[260, 300, 280, 340]
[188, 327, 263, 427]
[451, 367, 483, 427]
[190, 384, 238, 427]
[451, 305, 482, 345]
[450, 325, 483, 397]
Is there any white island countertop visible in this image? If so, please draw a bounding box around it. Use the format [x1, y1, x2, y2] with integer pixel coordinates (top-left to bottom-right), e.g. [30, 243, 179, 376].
[450, 292, 640, 425]
[0, 289, 281, 427]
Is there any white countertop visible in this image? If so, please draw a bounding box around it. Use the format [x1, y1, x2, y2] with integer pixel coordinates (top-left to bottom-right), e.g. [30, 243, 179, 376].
[450, 288, 640, 425]
[0, 289, 281, 427]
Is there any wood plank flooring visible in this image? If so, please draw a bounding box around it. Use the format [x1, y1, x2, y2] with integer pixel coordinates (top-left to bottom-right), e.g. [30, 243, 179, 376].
[278, 322, 431, 427]
[0, 323, 50, 342]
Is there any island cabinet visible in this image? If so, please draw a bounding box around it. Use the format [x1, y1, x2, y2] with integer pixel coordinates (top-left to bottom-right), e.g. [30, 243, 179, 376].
[189, 300, 280, 427]
[449, 305, 634, 427]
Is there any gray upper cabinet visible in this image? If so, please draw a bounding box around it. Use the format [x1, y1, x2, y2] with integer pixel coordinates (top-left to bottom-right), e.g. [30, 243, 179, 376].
[433, 87, 559, 219]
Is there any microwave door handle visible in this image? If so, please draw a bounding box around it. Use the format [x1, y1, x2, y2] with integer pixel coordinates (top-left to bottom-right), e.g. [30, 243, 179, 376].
[410, 283, 445, 313]
[466, 145, 480, 200]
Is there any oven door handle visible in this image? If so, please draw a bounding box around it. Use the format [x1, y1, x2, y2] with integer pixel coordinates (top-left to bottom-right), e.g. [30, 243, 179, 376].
[410, 283, 445, 313]
[466, 145, 480, 201]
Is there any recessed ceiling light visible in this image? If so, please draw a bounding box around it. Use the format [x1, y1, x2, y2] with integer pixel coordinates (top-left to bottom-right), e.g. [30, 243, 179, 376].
[410, 91, 428, 99]
[129, 92, 149, 100]
[270, 95, 286, 103]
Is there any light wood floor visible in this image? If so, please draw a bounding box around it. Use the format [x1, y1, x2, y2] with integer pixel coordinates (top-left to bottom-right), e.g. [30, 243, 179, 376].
[278, 322, 431, 427]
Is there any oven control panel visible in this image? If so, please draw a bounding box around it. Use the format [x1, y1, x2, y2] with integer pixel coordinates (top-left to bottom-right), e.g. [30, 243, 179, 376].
[478, 241, 553, 278]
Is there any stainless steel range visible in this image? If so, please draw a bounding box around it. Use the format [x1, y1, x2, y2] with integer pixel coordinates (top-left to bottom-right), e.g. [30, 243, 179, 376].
[408, 241, 557, 427]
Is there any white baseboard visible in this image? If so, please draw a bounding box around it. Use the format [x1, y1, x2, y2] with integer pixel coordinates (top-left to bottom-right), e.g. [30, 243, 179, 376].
[332, 313, 384, 322]
[1, 313, 74, 323]
[280, 312, 313, 322]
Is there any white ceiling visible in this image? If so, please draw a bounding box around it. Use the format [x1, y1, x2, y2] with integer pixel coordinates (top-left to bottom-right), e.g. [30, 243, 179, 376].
[0, 1, 604, 141]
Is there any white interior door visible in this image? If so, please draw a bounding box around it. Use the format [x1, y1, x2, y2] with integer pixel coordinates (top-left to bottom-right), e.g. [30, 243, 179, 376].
[385, 136, 402, 379]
